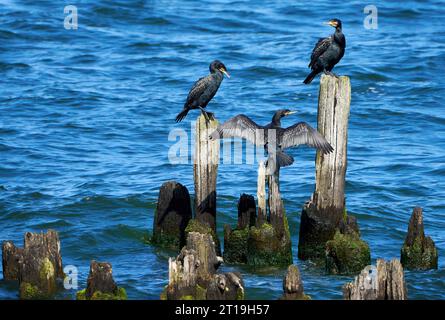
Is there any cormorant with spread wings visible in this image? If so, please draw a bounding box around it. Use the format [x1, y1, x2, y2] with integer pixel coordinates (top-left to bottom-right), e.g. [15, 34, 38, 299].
[303, 19, 345, 84]
[210, 109, 333, 173]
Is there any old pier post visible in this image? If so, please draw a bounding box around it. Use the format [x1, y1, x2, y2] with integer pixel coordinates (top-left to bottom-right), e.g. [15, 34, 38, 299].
[76, 261, 127, 300]
[401, 207, 438, 270]
[298, 75, 369, 272]
[163, 231, 244, 300]
[193, 115, 219, 229]
[1, 230, 64, 299]
[188, 114, 221, 253]
[343, 258, 407, 300]
[152, 181, 192, 249]
[256, 161, 267, 227]
[245, 161, 292, 267]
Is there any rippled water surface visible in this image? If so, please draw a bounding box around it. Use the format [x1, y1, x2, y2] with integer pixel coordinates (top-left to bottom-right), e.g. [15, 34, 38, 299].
[1, 0, 444, 299]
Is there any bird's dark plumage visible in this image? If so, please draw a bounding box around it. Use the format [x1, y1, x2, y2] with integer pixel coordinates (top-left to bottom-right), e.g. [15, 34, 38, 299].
[210, 110, 333, 173]
[304, 19, 346, 84]
[176, 60, 229, 122]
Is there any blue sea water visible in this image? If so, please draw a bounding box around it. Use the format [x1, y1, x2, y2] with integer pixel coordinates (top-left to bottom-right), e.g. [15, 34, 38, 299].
[0, 0, 444, 300]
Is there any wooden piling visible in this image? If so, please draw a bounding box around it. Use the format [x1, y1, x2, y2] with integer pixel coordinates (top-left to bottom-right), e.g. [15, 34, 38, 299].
[256, 161, 267, 227]
[298, 75, 352, 261]
[268, 171, 284, 236]
[343, 258, 407, 300]
[77, 261, 127, 300]
[194, 114, 219, 232]
[152, 181, 192, 249]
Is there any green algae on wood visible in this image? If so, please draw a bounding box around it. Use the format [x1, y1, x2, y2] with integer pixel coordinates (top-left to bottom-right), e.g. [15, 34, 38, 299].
[325, 231, 371, 275]
[76, 287, 127, 300]
[185, 219, 221, 255]
[400, 207, 438, 270]
[247, 222, 292, 267]
[223, 225, 249, 264]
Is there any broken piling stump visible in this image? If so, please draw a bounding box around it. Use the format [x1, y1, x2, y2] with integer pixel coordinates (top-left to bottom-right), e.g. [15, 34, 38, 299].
[280, 265, 310, 300]
[298, 75, 369, 273]
[401, 207, 438, 270]
[1, 230, 65, 299]
[152, 181, 192, 249]
[223, 194, 256, 264]
[194, 114, 219, 233]
[162, 231, 244, 300]
[237, 161, 292, 267]
[343, 258, 407, 300]
[2, 241, 22, 280]
[76, 261, 127, 300]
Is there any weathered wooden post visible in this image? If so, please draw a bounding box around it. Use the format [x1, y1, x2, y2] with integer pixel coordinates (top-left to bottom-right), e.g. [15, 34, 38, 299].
[268, 170, 284, 236]
[401, 207, 438, 270]
[2, 241, 22, 280]
[343, 258, 407, 300]
[298, 75, 369, 273]
[256, 161, 267, 227]
[246, 161, 292, 267]
[5, 230, 65, 299]
[162, 231, 244, 300]
[194, 114, 219, 232]
[152, 181, 192, 249]
[76, 261, 127, 300]
[280, 265, 310, 300]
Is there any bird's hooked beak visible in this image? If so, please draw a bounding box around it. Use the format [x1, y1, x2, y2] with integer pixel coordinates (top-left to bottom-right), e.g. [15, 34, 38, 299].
[324, 20, 338, 28]
[219, 68, 230, 78]
[285, 110, 297, 116]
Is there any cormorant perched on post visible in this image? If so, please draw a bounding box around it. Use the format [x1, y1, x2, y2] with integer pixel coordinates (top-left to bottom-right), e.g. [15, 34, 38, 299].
[303, 19, 345, 84]
[210, 109, 333, 173]
[175, 60, 230, 122]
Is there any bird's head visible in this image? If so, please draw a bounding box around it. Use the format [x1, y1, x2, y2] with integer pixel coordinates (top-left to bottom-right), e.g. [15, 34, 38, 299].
[276, 109, 297, 118]
[324, 18, 342, 30]
[210, 60, 230, 78]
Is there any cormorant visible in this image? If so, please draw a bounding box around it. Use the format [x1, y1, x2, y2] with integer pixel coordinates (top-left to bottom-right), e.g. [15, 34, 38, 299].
[210, 109, 333, 173]
[175, 60, 230, 122]
[303, 19, 345, 84]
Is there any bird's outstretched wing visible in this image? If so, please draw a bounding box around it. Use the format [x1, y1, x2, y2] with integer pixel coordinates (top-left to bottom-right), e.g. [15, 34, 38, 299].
[210, 114, 264, 146]
[184, 75, 211, 107]
[308, 36, 333, 68]
[280, 122, 333, 154]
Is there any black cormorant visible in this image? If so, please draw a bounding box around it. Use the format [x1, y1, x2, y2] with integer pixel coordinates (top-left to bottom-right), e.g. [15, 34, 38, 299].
[210, 109, 333, 173]
[303, 19, 346, 84]
[175, 60, 230, 122]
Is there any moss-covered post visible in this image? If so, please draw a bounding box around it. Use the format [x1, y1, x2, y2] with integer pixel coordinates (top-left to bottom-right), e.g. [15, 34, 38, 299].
[76, 261, 127, 300]
[152, 181, 192, 249]
[298, 75, 369, 273]
[194, 114, 219, 233]
[246, 162, 292, 267]
[223, 194, 256, 264]
[401, 207, 438, 270]
[17, 230, 64, 299]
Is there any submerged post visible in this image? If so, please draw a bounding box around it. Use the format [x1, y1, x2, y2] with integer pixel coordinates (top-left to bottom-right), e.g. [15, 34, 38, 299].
[194, 114, 220, 232]
[298, 75, 369, 272]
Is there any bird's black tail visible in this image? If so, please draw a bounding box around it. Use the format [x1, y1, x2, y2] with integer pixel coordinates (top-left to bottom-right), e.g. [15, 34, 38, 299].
[175, 108, 189, 122]
[303, 70, 318, 84]
[276, 151, 294, 167]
